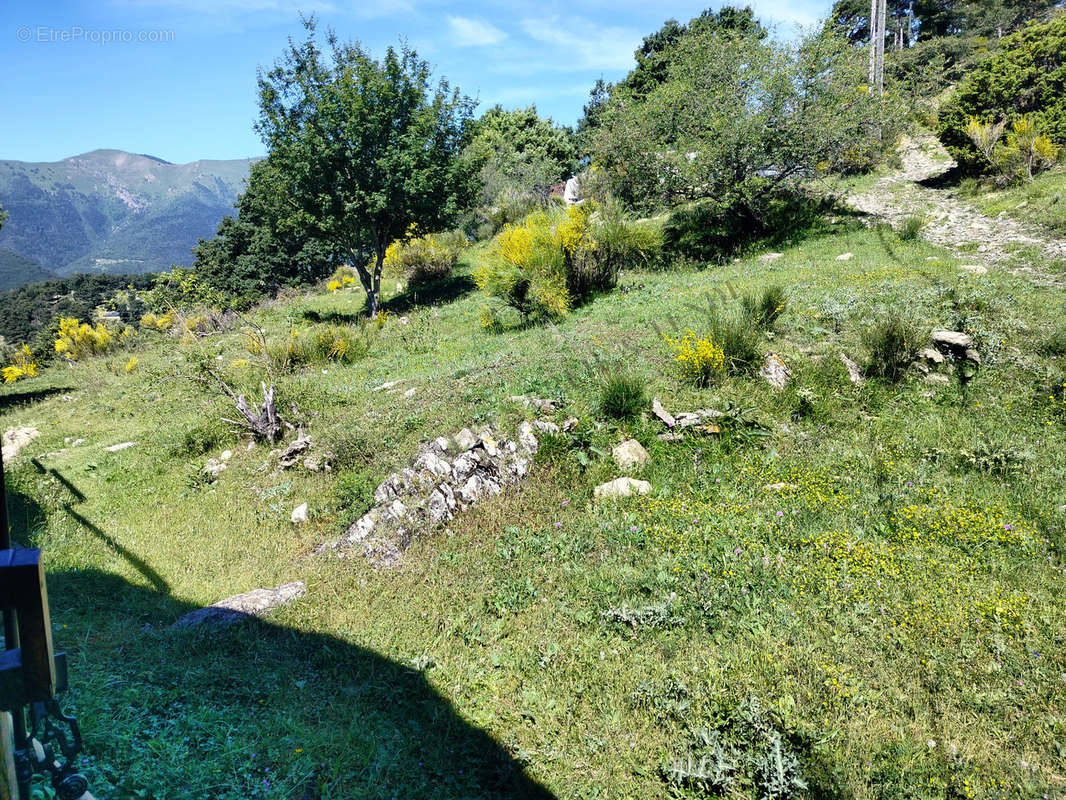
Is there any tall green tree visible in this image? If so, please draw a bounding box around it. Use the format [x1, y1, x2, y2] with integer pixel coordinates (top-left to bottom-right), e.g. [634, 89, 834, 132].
[0, 203, 7, 232]
[589, 23, 883, 215]
[192, 159, 337, 308]
[461, 105, 577, 206]
[256, 18, 476, 316]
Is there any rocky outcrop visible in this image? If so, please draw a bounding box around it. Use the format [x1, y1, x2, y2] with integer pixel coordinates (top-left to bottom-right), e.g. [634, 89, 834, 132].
[323, 423, 551, 567]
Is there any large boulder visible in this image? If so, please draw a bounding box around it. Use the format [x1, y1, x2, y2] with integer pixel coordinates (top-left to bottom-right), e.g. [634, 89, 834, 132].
[171, 582, 307, 629]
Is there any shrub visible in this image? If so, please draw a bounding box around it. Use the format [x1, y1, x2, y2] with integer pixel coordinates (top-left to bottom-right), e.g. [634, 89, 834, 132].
[898, 215, 926, 240]
[2, 344, 39, 383]
[938, 15, 1066, 173]
[663, 330, 726, 387]
[742, 285, 788, 331]
[382, 229, 467, 287]
[965, 115, 1061, 182]
[711, 311, 762, 375]
[475, 203, 657, 323]
[332, 469, 377, 516]
[662, 188, 833, 263]
[474, 208, 572, 322]
[863, 316, 920, 382]
[1041, 327, 1066, 358]
[54, 318, 117, 361]
[264, 323, 374, 371]
[140, 311, 174, 332]
[599, 372, 647, 419]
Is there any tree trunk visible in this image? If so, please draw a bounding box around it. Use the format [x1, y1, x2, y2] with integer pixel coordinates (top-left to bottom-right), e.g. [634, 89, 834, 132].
[369, 248, 384, 318]
[868, 0, 878, 87]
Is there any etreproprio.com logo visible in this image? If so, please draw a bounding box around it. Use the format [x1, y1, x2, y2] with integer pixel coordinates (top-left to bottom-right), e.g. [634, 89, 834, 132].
[16, 26, 175, 44]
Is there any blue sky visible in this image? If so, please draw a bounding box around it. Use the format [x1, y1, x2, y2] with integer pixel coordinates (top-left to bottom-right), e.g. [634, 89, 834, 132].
[0, 0, 830, 164]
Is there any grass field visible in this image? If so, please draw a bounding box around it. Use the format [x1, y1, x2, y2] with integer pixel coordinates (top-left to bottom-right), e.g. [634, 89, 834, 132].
[956, 167, 1066, 237]
[2, 218, 1065, 799]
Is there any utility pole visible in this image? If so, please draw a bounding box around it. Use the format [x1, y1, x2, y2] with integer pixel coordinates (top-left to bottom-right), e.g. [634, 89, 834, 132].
[875, 0, 887, 94]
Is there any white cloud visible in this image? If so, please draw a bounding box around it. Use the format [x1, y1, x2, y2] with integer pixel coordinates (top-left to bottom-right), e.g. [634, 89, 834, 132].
[447, 16, 508, 47]
[520, 16, 638, 71]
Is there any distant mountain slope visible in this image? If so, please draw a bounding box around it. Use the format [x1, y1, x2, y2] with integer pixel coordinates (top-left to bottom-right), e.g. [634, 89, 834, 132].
[0, 247, 56, 292]
[0, 149, 256, 280]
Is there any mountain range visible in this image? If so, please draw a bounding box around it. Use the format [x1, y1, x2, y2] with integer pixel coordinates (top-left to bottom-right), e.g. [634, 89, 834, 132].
[0, 149, 256, 291]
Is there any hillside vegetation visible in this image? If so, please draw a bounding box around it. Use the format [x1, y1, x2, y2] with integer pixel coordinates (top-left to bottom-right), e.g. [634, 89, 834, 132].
[3, 219, 1066, 798]
[3, 4, 1066, 800]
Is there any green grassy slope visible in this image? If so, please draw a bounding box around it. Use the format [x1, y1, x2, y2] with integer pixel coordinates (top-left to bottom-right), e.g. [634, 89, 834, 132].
[2, 221, 1065, 799]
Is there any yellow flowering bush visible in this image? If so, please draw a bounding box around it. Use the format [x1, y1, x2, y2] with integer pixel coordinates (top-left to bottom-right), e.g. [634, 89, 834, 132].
[663, 330, 725, 386]
[2, 344, 39, 383]
[124, 356, 138, 373]
[476, 203, 660, 326]
[140, 311, 174, 331]
[327, 279, 343, 293]
[54, 318, 115, 361]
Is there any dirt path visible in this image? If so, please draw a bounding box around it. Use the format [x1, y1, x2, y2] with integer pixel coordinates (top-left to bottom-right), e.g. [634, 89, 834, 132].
[847, 133, 1066, 285]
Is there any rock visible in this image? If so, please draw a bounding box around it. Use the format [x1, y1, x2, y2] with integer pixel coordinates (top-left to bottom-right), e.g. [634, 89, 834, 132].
[291, 503, 309, 523]
[454, 428, 478, 451]
[171, 581, 307, 629]
[959, 264, 987, 275]
[836, 252, 854, 261]
[204, 458, 227, 478]
[414, 450, 452, 479]
[372, 379, 404, 392]
[652, 397, 676, 428]
[403, 387, 416, 398]
[2, 427, 40, 461]
[594, 477, 652, 500]
[220, 450, 233, 462]
[918, 347, 945, 365]
[931, 330, 974, 351]
[562, 417, 578, 432]
[277, 432, 312, 469]
[612, 439, 650, 470]
[104, 441, 137, 452]
[760, 252, 784, 262]
[840, 353, 865, 385]
[964, 348, 982, 365]
[759, 352, 791, 391]
[509, 395, 556, 413]
[532, 420, 560, 434]
[764, 482, 798, 491]
[479, 431, 500, 457]
[925, 373, 950, 385]
[518, 421, 539, 454]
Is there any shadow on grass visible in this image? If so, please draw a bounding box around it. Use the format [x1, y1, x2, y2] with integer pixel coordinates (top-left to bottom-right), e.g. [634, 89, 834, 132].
[0, 384, 76, 411]
[382, 274, 477, 314]
[44, 568, 556, 800]
[9, 461, 554, 799]
[300, 308, 366, 326]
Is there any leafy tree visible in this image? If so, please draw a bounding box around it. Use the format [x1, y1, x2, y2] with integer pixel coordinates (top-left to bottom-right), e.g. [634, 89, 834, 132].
[588, 23, 884, 217]
[576, 7, 766, 155]
[0, 203, 7, 232]
[192, 159, 338, 308]
[256, 18, 476, 316]
[461, 105, 577, 207]
[938, 14, 1066, 171]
